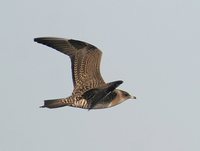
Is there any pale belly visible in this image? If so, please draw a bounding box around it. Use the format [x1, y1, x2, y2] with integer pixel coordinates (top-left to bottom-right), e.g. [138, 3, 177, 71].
[72, 97, 126, 110]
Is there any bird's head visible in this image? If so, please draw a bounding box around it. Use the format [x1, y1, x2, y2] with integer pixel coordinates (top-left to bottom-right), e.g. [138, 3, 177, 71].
[107, 89, 136, 108]
[120, 90, 136, 100]
[114, 89, 136, 103]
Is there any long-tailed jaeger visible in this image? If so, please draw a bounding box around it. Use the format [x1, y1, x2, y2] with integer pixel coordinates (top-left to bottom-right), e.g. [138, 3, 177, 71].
[34, 37, 136, 110]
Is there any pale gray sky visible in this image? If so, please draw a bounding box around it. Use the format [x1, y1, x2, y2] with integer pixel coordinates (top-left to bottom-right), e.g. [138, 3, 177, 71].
[0, 0, 200, 151]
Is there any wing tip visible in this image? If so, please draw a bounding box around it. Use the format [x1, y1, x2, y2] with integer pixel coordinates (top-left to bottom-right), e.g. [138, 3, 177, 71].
[34, 37, 66, 42]
[34, 37, 41, 43]
[34, 37, 47, 43]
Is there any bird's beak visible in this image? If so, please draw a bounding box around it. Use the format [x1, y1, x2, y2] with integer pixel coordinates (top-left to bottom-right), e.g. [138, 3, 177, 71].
[131, 96, 136, 99]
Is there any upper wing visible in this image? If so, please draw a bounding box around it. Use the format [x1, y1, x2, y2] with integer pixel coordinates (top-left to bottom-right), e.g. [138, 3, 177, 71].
[34, 37, 106, 94]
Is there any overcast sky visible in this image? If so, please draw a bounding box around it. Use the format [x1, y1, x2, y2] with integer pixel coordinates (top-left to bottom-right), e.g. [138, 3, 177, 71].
[0, 0, 200, 151]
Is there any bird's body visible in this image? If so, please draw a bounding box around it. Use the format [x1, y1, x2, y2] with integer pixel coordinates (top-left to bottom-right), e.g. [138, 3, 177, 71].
[34, 37, 136, 110]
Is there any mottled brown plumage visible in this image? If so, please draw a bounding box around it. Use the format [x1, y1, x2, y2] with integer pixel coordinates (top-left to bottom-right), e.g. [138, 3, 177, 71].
[34, 37, 136, 109]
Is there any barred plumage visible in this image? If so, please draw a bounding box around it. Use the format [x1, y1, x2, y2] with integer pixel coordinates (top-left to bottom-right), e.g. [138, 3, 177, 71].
[34, 37, 136, 110]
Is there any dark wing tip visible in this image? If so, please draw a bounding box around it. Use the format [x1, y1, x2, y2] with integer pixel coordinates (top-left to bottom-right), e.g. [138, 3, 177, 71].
[34, 37, 57, 43]
[34, 37, 47, 43]
[34, 37, 39, 42]
[34, 37, 98, 50]
[34, 37, 48, 44]
[117, 80, 123, 84]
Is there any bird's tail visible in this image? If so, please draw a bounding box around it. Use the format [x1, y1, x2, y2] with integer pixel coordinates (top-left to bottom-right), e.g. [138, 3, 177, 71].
[40, 98, 68, 109]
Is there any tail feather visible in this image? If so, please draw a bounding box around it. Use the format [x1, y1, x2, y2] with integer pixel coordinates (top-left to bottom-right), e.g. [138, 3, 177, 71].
[40, 98, 67, 109]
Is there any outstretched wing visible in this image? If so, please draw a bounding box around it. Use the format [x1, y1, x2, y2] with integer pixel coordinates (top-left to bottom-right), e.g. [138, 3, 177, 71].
[34, 37, 105, 94]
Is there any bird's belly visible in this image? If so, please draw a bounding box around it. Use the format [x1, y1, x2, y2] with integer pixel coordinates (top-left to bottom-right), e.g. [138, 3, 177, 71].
[73, 98, 123, 110]
[92, 101, 118, 109]
[92, 103, 109, 109]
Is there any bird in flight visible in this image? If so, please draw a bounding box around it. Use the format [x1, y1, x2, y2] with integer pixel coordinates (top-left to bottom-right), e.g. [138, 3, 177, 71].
[34, 37, 136, 110]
